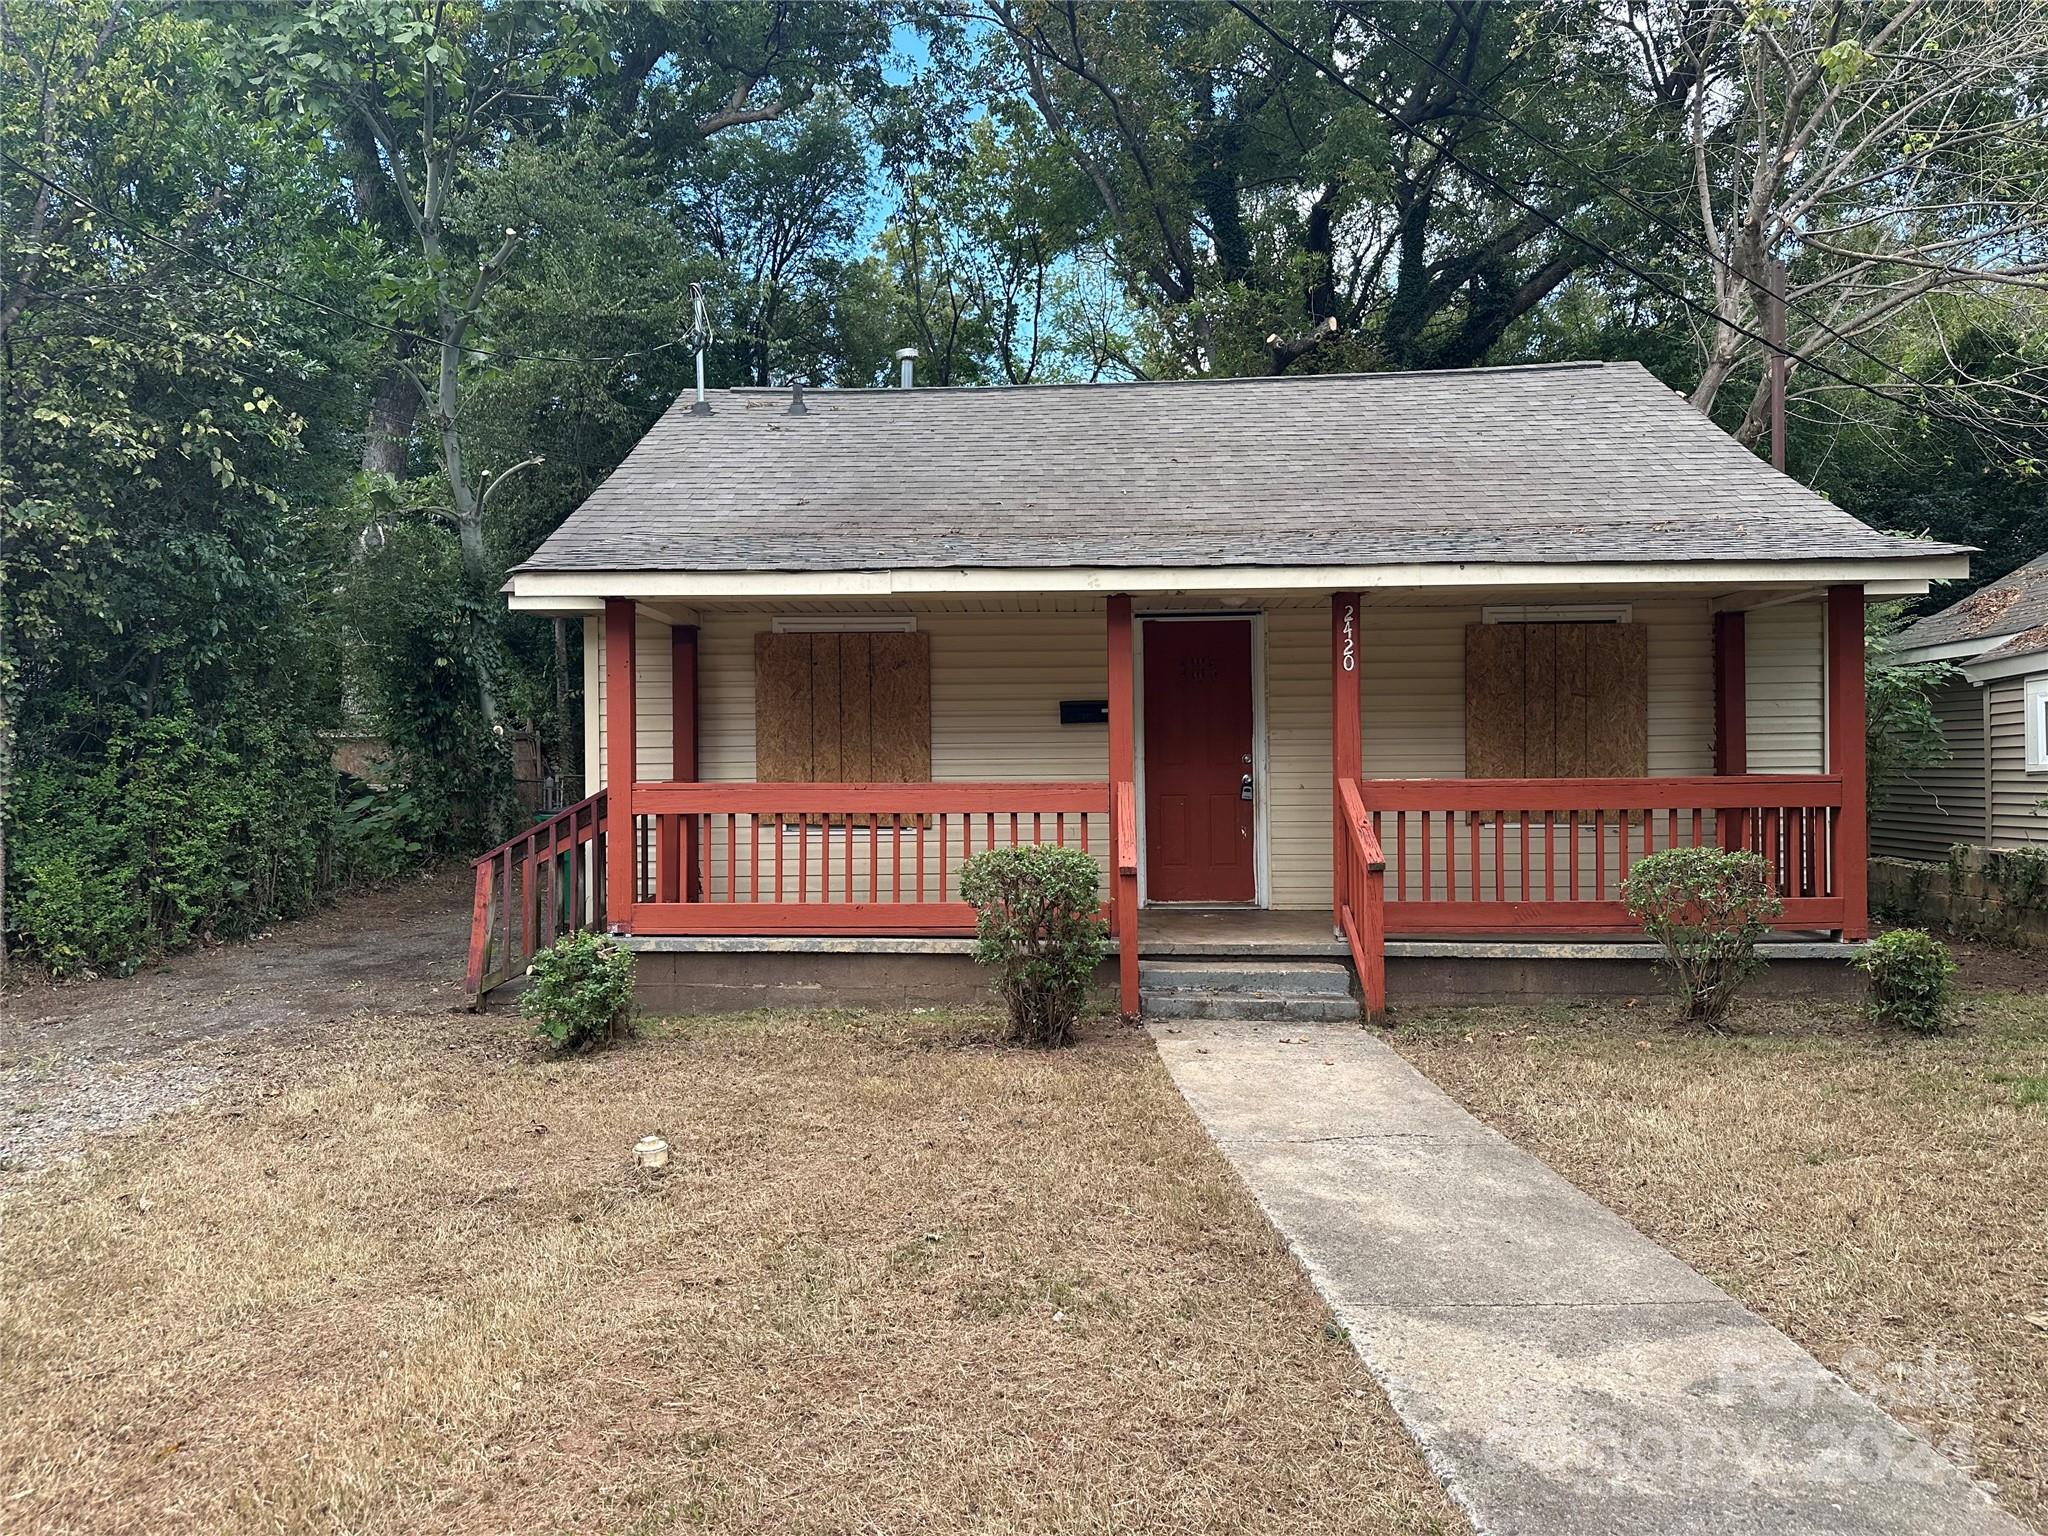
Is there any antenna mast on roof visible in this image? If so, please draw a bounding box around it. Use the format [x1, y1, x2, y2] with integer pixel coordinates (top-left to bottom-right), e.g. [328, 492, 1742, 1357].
[688, 282, 714, 416]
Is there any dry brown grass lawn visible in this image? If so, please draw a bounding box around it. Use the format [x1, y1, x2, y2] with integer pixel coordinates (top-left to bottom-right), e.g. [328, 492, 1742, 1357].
[2, 1009, 1463, 1536]
[1389, 970, 2048, 1533]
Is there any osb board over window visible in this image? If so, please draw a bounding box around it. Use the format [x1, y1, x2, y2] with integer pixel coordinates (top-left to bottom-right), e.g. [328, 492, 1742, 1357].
[755, 631, 932, 791]
[1465, 622, 1647, 778]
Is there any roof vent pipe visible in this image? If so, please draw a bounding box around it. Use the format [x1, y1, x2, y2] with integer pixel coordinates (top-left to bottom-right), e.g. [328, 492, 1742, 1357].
[895, 346, 919, 388]
[786, 381, 807, 415]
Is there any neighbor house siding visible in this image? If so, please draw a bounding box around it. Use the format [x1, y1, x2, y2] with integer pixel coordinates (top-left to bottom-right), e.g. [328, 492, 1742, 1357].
[1870, 677, 1987, 860]
[1746, 600, 1826, 774]
[1989, 674, 2048, 847]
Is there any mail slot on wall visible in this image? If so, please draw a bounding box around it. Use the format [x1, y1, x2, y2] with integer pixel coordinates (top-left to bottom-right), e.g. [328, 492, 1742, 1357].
[1059, 699, 1109, 725]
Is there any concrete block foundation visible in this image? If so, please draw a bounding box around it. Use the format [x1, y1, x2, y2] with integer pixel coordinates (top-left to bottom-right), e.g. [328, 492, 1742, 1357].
[618, 935, 1863, 1015]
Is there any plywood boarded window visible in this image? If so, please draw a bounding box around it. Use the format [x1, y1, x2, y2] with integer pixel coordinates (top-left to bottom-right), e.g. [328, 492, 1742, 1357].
[1464, 622, 1647, 778]
[755, 631, 932, 784]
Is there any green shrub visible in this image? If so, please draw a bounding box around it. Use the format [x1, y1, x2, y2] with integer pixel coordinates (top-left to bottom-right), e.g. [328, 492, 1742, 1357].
[1856, 928, 1959, 1034]
[520, 930, 636, 1053]
[1622, 846, 1784, 1028]
[958, 845, 1107, 1048]
[7, 705, 336, 976]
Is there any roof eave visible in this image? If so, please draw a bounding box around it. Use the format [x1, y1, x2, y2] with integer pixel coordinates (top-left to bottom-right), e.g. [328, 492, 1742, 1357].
[504, 552, 1971, 609]
[1963, 646, 2048, 683]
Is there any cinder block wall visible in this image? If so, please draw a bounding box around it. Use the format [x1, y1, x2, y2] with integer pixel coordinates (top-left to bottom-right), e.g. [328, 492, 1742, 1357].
[1870, 848, 2048, 948]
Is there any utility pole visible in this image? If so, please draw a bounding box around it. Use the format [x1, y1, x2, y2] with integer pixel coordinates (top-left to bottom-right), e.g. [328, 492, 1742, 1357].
[1765, 257, 1788, 472]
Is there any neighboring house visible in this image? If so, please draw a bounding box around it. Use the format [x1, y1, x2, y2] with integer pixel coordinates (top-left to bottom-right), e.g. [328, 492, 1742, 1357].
[471, 360, 1967, 1015]
[1876, 553, 2048, 860]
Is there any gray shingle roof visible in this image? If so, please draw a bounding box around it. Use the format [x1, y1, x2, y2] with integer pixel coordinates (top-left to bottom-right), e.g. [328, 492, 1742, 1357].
[1974, 623, 2048, 666]
[516, 361, 1967, 575]
[1897, 552, 2048, 652]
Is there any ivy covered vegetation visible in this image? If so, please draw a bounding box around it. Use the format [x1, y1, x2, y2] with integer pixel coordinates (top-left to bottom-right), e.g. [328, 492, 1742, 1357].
[5, 1, 2044, 976]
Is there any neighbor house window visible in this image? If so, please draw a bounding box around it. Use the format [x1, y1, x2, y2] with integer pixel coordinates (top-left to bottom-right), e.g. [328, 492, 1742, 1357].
[2027, 675, 2048, 774]
[1464, 619, 1648, 778]
[754, 629, 932, 783]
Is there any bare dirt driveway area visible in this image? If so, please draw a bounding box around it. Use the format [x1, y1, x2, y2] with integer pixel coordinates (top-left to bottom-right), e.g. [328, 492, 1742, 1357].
[1, 873, 472, 1178]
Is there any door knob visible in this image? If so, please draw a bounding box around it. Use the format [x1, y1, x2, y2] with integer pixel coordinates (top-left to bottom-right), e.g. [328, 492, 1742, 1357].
[1240, 772, 1254, 802]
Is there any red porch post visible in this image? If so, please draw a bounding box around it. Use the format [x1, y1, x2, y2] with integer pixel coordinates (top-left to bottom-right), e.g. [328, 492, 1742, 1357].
[604, 599, 637, 933]
[1713, 609, 1747, 850]
[661, 624, 700, 902]
[1107, 594, 1140, 1017]
[1332, 592, 1361, 929]
[1827, 585, 1869, 940]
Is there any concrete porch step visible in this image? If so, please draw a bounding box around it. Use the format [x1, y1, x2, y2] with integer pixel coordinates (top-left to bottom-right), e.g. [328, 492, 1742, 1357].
[1138, 959, 1360, 1024]
[1139, 960, 1354, 997]
[1143, 992, 1363, 1024]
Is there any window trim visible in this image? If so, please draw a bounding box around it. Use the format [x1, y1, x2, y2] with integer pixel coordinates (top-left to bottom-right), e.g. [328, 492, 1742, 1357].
[2026, 674, 2048, 775]
[770, 614, 917, 633]
[1481, 603, 1632, 625]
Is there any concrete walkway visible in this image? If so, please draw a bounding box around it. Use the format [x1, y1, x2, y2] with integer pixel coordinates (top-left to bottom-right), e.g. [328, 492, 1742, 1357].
[1153, 1020, 2028, 1536]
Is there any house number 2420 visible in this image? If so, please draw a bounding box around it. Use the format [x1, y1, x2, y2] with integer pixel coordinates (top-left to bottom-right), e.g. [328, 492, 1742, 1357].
[1341, 603, 1357, 673]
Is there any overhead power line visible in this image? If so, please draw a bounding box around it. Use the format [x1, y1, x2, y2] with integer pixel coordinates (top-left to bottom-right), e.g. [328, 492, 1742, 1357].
[1222, 2, 2028, 452]
[1362, 16, 2033, 433]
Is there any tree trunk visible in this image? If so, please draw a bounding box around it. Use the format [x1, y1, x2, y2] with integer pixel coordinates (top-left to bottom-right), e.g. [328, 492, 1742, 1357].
[360, 340, 422, 476]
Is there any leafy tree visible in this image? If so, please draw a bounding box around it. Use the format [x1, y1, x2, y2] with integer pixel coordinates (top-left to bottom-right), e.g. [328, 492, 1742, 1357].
[685, 103, 870, 385]
[976, 0, 1665, 376]
[228, 0, 894, 831]
[1637, 0, 2048, 449]
[3, 3, 377, 972]
[1864, 601, 1962, 811]
[877, 107, 1116, 383]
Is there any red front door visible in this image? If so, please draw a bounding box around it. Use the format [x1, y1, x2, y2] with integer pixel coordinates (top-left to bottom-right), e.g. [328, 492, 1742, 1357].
[1143, 619, 1255, 903]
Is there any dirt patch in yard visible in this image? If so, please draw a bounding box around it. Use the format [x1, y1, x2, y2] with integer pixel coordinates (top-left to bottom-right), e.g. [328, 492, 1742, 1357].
[1390, 984, 2048, 1532]
[1, 1009, 1464, 1536]
[2, 873, 471, 1179]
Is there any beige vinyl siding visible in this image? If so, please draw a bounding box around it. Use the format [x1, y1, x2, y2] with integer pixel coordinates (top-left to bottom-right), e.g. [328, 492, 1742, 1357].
[1746, 601, 1825, 773]
[593, 608, 675, 788]
[1263, 599, 1714, 907]
[1989, 674, 2048, 847]
[1333, 599, 1715, 778]
[604, 604, 1113, 902]
[692, 609, 1109, 780]
[1264, 609, 1331, 909]
[1871, 677, 1987, 860]
[599, 603, 1110, 783]
[595, 592, 1798, 913]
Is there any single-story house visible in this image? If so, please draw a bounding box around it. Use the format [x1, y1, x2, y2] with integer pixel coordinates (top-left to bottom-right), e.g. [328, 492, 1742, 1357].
[1874, 552, 2048, 859]
[469, 360, 1969, 1016]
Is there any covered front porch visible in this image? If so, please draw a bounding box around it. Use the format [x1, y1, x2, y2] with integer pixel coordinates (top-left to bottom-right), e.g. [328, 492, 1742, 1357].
[467, 583, 1872, 1017]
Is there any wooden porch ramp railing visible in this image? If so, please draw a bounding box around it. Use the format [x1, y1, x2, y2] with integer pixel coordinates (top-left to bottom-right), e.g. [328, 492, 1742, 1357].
[1336, 778, 1388, 1019]
[465, 790, 607, 1003]
[466, 781, 1135, 1005]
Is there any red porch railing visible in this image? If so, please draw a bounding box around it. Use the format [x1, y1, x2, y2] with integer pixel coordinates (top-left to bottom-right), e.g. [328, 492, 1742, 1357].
[1336, 778, 1387, 1018]
[622, 781, 1113, 935]
[466, 790, 608, 1003]
[1359, 775, 1848, 934]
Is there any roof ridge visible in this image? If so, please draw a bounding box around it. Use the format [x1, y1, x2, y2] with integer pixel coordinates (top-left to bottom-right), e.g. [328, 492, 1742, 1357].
[721, 358, 1626, 398]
